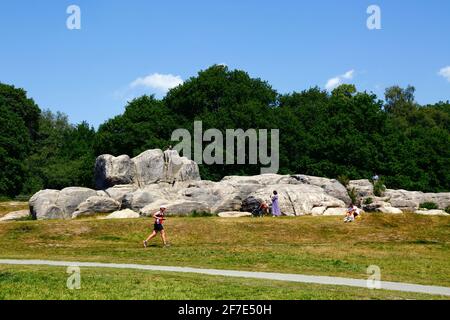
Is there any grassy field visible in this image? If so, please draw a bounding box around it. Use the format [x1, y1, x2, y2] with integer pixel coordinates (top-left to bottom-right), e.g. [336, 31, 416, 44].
[0, 265, 446, 300]
[0, 202, 449, 299]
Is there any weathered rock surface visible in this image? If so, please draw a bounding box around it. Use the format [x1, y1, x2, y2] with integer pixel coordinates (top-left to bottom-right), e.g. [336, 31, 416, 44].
[72, 196, 121, 218]
[348, 179, 374, 198]
[123, 189, 160, 212]
[29, 189, 63, 220]
[95, 155, 135, 189]
[132, 149, 165, 186]
[104, 209, 141, 219]
[292, 175, 352, 205]
[385, 189, 450, 211]
[311, 206, 327, 216]
[0, 210, 30, 222]
[27, 149, 450, 220]
[323, 207, 348, 216]
[164, 150, 202, 183]
[218, 211, 252, 218]
[29, 188, 97, 220]
[55, 187, 98, 219]
[415, 209, 449, 216]
[103, 185, 138, 203]
[241, 183, 345, 216]
[140, 199, 211, 217]
[95, 149, 201, 190]
[376, 206, 403, 214]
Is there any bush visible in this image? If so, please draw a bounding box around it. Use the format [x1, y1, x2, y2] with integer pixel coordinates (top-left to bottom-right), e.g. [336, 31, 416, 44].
[419, 202, 439, 210]
[364, 197, 373, 205]
[373, 180, 386, 197]
[337, 175, 350, 187]
[189, 211, 215, 217]
[348, 188, 357, 205]
[445, 206, 450, 214]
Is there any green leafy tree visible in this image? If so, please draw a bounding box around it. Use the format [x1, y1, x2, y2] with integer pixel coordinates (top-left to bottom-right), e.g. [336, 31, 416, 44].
[95, 95, 176, 157]
[0, 84, 40, 197]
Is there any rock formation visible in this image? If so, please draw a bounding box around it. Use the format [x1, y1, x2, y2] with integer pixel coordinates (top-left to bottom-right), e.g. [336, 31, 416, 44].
[26, 149, 449, 220]
[94, 149, 201, 189]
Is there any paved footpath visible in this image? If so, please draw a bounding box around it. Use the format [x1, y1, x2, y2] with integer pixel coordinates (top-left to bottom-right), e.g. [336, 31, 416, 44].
[1, 259, 450, 297]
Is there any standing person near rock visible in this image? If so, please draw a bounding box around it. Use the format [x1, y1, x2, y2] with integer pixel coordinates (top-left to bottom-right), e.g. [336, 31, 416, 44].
[372, 174, 380, 183]
[143, 206, 170, 247]
[271, 191, 281, 217]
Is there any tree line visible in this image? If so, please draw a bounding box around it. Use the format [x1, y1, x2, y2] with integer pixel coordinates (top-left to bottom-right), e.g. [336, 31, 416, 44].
[1, 65, 449, 198]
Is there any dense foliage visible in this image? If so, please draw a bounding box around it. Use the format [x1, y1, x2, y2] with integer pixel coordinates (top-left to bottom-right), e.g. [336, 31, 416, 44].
[0, 84, 40, 197]
[1, 65, 449, 197]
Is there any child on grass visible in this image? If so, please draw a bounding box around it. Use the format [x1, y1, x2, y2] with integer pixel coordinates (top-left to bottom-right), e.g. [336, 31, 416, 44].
[344, 204, 361, 223]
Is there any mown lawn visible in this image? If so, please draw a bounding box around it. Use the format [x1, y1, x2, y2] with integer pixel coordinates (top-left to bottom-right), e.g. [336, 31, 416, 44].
[0, 202, 449, 287]
[0, 265, 447, 300]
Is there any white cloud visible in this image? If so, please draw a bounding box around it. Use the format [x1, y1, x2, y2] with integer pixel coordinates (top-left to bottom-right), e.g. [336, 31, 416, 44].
[342, 70, 354, 79]
[325, 69, 355, 90]
[130, 73, 184, 93]
[438, 66, 450, 82]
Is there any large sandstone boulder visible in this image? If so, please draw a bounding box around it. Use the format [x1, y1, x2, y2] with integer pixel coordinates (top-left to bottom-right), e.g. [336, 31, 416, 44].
[29, 190, 63, 220]
[180, 180, 245, 213]
[95, 155, 135, 189]
[72, 196, 121, 218]
[162, 174, 349, 216]
[55, 187, 98, 219]
[94, 149, 201, 189]
[132, 149, 165, 186]
[140, 200, 211, 216]
[164, 150, 201, 183]
[29, 187, 97, 220]
[219, 174, 347, 216]
[244, 184, 345, 216]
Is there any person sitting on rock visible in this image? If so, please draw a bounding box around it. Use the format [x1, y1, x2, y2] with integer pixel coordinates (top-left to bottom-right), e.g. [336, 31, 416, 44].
[143, 205, 170, 247]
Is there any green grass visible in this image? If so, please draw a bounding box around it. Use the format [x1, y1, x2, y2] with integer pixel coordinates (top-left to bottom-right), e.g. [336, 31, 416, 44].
[0, 265, 447, 300]
[0, 202, 449, 299]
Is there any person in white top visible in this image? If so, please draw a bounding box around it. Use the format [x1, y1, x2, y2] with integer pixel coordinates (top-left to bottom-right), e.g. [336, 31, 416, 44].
[143, 205, 170, 247]
[344, 204, 361, 223]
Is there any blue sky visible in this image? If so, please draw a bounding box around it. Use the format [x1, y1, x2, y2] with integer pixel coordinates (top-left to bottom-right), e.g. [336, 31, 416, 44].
[0, 0, 449, 127]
